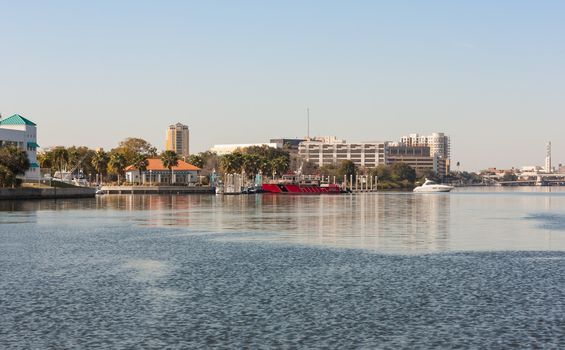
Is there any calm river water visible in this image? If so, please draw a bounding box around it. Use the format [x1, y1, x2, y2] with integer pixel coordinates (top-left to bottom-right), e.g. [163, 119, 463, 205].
[1, 188, 564, 348]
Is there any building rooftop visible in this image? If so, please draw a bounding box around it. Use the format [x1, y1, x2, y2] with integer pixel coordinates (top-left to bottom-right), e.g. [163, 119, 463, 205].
[0, 114, 37, 126]
[125, 158, 201, 172]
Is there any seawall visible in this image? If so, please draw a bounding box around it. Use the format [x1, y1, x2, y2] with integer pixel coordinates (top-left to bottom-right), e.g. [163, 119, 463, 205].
[0, 187, 96, 200]
[100, 186, 214, 194]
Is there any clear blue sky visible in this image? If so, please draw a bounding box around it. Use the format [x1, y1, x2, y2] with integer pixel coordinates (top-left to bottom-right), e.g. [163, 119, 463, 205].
[1, 1, 563, 171]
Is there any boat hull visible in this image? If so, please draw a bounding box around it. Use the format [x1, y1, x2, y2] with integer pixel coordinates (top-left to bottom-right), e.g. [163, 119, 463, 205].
[262, 183, 341, 194]
[413, 186, 453, 193]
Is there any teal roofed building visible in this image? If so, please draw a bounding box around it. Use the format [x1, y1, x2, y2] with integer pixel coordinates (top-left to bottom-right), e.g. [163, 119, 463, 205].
[0, 114, 37, 126]
[0, 114, 40, 179]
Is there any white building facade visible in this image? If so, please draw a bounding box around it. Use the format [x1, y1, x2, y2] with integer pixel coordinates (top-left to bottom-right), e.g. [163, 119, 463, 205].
[298, 138, 387, 168]
[399, 132, 451, 174]
[0, 114, 40, 179]
[399, 133, 450, 159]
[210, 143, 278, 155]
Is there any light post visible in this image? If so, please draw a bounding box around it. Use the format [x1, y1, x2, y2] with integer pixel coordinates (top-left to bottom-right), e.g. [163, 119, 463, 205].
[149, 170, 152, 186]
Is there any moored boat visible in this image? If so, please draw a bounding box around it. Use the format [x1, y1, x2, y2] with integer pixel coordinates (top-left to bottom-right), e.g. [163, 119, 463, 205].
[413, 179, 454, 193]
[262, 175, 342, 194]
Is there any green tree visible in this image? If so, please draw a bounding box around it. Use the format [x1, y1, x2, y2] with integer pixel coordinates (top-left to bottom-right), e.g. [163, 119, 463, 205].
[129, 154, 149, 184]
[161, 150, 180, 184]
[258, 156, 272, 175]
[390, 163, 416, 183]
[92, 150, 109, 181]
[51, 147, 69, 175]
[270, 156, 290, 177]
[243, 145, 289, 160]
[0, 146, 30, 187]
[300, 160, 319, 175]
[187, 154, 205, 168]
[338, 160, 357, 178]
[67, 146, 96, 176]
[115, 137, 157, 165]
[132, 154, 149, 172]
[319, 164, 339, 177]
[201, 152, 220, 176]
[371, 164, 391, 181]
[108, 152, 127, 182]
[220, 152, 244, 174]
[0, 164, 15, 188]
[416, 169, 439, 182]
[242, 153, 261, 176]
[37, 151, 53, 169]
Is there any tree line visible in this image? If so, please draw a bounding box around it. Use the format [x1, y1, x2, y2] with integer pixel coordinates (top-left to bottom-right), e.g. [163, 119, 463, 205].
[187, 145, 291, 178]
[314, 161, 419, 189]
[37, 138, 181, 182]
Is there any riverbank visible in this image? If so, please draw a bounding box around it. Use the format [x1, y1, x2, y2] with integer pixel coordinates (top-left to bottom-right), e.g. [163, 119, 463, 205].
[0, 187, 96, 200]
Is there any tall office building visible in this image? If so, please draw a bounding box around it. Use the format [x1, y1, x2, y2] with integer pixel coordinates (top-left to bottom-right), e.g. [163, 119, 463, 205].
[166, 123, 190, 159]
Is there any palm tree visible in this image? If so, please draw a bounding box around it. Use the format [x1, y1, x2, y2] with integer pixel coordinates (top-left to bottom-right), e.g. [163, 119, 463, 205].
[92, 150, 109, 183]
[242, 154, 260, 177]
[220, 153, 244, 174]
[187, 154, 205, 168]
[270, 156, 290, 177]
[131, 154, 149, 184]
[51, 147, 69, 178]
[108, 152, 127, 184]
[161, 150, 179, 184]
[37, 152, 53, 169]
[258, 157, 272, 176]
[132, 154, 149, 171]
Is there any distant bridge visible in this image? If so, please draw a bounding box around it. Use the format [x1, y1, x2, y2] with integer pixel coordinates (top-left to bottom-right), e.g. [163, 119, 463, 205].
[494, 173, 565, 186]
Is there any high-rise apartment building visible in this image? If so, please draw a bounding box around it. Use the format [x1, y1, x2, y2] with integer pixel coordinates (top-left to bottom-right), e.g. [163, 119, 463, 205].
[399, 132, 450, 174]
[399, 133, 450, 159]
[166, 123, 190, 159]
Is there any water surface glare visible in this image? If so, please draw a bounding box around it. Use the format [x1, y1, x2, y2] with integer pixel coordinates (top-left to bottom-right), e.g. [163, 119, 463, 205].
[1, 189, 564, 348]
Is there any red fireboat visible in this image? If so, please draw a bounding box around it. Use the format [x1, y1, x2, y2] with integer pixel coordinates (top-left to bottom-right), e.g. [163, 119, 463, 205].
[262, 175, 342, 194]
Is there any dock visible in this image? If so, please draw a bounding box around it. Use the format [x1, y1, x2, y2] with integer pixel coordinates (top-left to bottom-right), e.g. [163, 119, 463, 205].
[100, 185, 214, 195]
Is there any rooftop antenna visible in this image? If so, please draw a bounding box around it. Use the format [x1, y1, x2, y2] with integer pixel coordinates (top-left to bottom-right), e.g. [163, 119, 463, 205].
[307, 107, 310, 139]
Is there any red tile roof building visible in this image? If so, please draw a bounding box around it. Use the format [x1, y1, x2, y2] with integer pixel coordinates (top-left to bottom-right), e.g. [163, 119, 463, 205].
[125, 158, 201, 184]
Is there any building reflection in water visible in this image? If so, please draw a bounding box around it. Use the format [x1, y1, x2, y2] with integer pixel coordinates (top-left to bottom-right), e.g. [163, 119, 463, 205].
[0, 193, 451, 251]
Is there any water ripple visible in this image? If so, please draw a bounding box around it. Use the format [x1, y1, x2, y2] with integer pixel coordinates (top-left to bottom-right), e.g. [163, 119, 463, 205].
[525, 213, 565, 231]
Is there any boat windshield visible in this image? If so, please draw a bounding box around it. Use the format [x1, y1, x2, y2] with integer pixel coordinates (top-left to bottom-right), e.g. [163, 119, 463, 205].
[424, 180, 437, 185]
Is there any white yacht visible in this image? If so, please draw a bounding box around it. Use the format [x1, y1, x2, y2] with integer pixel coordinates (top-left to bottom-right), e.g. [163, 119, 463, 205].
[413, 179, 454, 193]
